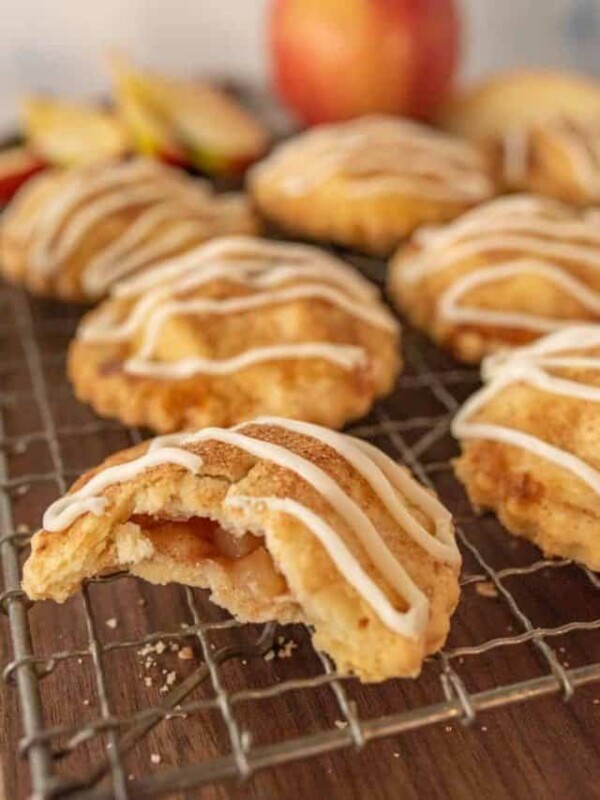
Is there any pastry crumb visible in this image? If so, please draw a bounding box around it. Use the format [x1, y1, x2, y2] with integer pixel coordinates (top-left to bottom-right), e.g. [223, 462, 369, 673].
[16, 523, 30, 534]
[105, 617, 118, 629]
[277, 639, 297, 659]
[150, 753, 161, 765]
[241, 731, 252, 750]
[178, 646, 194, 661]
[144, 676, 153, 687]
[334, 720, 348, 730]
[264, 650, 275, 662]
[475, 581, 498, 599]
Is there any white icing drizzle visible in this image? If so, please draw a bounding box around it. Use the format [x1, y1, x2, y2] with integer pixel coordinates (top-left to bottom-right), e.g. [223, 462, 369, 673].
[452, 325, 600, 494]
[125, 343, 367, 377]
[501, 129, 530, 187]
[113, 236, 378, 300]
[252, 115, 494, 203]
[399, 195, 600, 332]
[250, 417, 460, 565]
[548, 124, 600, 197]
[439, 260, 600, 333]
[500, 122, 600, 198]
[43, 447, 203, 532]
[42, 418, 458, 640]
[30, 160, 169, 274]
[79, 236, 397, 377]
[82, 202, 214, 296]
[16, 158, 247, 294]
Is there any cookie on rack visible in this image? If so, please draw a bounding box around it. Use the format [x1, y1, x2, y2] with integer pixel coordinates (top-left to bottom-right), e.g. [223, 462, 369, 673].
[439, 69, 600, 139]
[387, 194, 600, 364]
[248, 115, 497, 256]
[22, 417, 461, 682]
[68, 236, 401, 432]
[0, 158, 259, 302]
[496, 118, 600, 206]
[453, 326, 600, 570]
[438, 70, 600, 206]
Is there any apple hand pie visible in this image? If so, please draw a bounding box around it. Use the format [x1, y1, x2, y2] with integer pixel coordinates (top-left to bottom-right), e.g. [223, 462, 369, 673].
[22, 417, 461, 682]
[0, 158, 258, 302]
[68, 235, 401, 432]
[249, 115, 497, 256]
[496, 118, 600, 206]
[439, 69, 600, 140]
[388, 194, 600, 363]
[453, 326, 600, 570]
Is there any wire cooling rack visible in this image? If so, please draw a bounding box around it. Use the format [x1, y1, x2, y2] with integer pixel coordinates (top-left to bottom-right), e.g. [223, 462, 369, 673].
[1, 255, 600, 800]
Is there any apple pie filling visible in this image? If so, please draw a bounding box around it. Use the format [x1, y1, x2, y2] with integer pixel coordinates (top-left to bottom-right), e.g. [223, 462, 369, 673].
[128, 513, 288, 595]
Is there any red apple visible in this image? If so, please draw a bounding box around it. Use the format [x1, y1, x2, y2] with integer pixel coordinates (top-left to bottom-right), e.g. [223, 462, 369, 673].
[270, 0, 460, 125]
[0, 147, 46, 205]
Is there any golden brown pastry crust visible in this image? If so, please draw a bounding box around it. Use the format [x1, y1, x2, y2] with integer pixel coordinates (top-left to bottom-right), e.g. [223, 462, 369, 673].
[248, 116, 497, 256]
[0, 158, 259, 302]
[453, 329, 600, 570]
[387, 195, 600, 364]
[23, 420, 461, 682]
[68, 237, 401, 432]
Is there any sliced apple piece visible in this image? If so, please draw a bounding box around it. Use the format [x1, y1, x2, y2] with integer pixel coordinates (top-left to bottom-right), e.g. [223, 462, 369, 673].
[0, 147, 46, 204]
[110, 56, 270, 175]
[22, 96, 130, 167]
[110, 56, 187, 166]
[158, 79, 270, 175]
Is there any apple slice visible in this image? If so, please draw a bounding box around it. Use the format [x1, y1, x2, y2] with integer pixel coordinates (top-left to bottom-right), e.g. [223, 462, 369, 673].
[110, 57, 270, 175]
[110, 56, 188, 166]
[156, 78, 271, 175]
[0, 147, 46, 205]
[22, 96, 130, 166]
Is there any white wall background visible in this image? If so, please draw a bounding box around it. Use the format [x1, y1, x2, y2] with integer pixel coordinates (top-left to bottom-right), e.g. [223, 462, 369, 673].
[0, 0, 599, 133]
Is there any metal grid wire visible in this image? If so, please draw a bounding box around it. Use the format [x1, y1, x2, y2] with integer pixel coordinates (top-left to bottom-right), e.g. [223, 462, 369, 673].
[1, 259, 600, 799]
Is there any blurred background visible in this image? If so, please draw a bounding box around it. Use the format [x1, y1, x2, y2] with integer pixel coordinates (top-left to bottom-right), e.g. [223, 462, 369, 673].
[1, 0, 599, 133]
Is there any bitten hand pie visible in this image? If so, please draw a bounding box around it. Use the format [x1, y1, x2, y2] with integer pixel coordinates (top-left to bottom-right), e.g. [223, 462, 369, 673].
[68, 236, 401, 432]
[22, 417, 461, 682]
[453, 327, 600, 571]
[0, 158, 258, 302]
[249, 115, 496, 256]
[388, 194, 600, 363]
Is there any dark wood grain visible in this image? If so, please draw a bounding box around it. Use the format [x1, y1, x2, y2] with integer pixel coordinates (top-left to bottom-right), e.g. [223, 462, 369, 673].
[1, 259, 599, 800]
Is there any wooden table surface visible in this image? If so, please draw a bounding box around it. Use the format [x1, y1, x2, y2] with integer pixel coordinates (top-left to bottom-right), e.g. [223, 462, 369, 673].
[0, 252, 599, 800]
